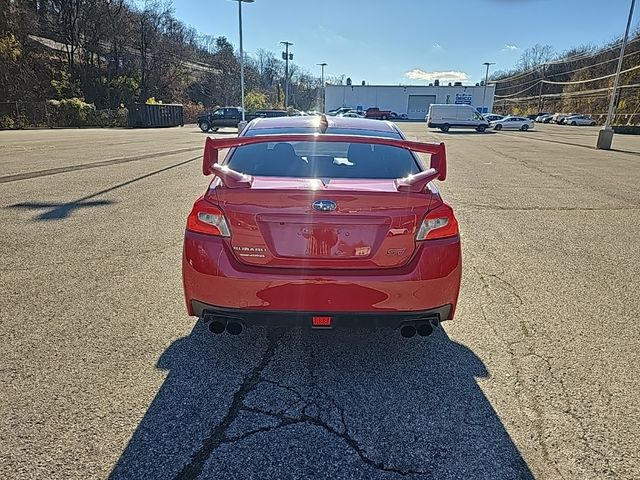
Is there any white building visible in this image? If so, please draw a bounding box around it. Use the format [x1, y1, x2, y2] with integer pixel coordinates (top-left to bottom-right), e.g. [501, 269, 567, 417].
[325, 84, 496, 120]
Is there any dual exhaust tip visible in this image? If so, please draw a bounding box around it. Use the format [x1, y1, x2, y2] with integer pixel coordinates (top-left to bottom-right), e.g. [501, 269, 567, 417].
[204, 313, 243, 335]
[400, 318, 439, 338]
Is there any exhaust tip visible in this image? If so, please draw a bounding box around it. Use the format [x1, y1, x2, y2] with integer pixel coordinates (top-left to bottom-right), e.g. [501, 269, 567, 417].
[208, 320, 226, 334]
[400, 325, 417, 338]
[226, 322, 243, 336]
[416, 322, 434, 337]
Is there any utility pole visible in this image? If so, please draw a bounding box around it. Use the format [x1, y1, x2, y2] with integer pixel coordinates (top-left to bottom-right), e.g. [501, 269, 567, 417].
[232, 0, 254, 125]
[317, 62, 327, 112]
[537, 65, 546, 113]
[281, 41, 293, 109]
[482, 62, 495, 114]
[597, 0, 635, 149]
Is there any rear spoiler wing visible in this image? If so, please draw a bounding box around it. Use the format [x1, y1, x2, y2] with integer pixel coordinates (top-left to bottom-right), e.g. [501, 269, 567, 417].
[202, 134, 446, 192]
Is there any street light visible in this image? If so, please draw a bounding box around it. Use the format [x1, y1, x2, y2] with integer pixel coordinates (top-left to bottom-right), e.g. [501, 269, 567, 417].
[281, 41, 294, 108]
[232, 0, 254, 125]
[482, 62, 495, 114]
[597, 0, 636, 150]
[317, 62, 327, 112]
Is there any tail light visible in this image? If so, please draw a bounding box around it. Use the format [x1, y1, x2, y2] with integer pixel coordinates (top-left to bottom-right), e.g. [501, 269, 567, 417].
[186, 198, 231, 237]
[416, 203, 459, 240]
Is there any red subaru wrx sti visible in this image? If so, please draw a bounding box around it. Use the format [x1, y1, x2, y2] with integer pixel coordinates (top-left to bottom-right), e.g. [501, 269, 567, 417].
[182, 116, 461, 337]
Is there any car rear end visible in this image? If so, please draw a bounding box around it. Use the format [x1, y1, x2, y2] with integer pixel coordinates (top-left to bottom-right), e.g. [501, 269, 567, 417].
[182, 117, 461, 337]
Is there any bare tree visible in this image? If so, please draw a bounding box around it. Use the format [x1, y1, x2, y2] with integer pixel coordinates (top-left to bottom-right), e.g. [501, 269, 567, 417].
[516, 44, 555, 71]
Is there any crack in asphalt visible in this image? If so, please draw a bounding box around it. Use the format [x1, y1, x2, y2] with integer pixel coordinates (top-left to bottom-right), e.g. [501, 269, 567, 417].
[525, 352, 618, 479]
[174, 328, 285, 480]
[472, 265, 566, 479]
[472, 264, 617, 479]
[174, 329, 432, 479]
[236, 385, 433, 477]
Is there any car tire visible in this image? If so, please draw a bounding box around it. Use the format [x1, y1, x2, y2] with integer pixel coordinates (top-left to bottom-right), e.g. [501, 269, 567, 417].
[521, 124, 529, 131]
[494, 124, 502, 131]
[476, 125, 487, 132]
[590, 122, 596, 126]
[570, 121, 577, 126]
[199, 121, 210, 132]
[381, 115, 387, 120]
[440, 124, 450, 132]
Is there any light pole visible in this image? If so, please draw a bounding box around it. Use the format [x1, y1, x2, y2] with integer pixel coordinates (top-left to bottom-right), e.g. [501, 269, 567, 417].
[317, 62, 327, 112]
[597, 0, 636, 149]
[233, 0, 254, 125]
[281, 41, 293, 108]
[482, 62, 495, 114]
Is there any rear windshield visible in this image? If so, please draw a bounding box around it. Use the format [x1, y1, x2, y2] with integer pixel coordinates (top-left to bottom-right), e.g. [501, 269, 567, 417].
[226, 141, 421, 179]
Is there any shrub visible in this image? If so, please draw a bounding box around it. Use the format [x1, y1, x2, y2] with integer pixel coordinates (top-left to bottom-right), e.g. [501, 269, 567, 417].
[182, 102, 207, 123]
[245, 90, 268, 112]
[47, 98, 96, 127]
[0, 115, 15, 129]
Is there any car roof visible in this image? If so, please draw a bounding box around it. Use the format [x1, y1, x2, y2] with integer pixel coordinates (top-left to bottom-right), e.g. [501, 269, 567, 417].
[247, 115, 399, 134]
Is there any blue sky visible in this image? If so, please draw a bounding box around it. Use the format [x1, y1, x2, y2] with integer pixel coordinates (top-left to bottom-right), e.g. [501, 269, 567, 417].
[172, 0, 637, 84]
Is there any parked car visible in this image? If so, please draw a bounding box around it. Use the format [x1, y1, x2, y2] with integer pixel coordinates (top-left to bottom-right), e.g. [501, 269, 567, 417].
[327, 107, 353, 116]
[339, 110, 365, 118]
[197, 107, 287, 132]
[184, 115, 461, 337]
[427, 104, 490, 132]
[535, 114, 553, 123]
[565, 115, 597, 126]
[490, 116, 535, 131]
[484, 114, 504, 122]
[552, 113, 577, 124]
[365, 107, 394, 120]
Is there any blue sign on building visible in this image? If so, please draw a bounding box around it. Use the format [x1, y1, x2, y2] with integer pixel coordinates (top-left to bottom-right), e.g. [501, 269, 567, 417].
[454, 93, 473, 105]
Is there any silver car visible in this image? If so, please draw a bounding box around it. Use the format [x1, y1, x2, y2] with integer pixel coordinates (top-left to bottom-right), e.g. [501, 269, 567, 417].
[490, 116, 535, 131]
[565, 115, 597, 126]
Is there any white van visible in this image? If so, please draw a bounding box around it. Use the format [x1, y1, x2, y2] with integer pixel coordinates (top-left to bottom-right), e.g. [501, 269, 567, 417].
[426, 104, 489, 132]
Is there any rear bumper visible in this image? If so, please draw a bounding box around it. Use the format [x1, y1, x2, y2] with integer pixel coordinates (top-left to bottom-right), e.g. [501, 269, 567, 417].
[183, 232, 461, 320]
[192, 301, 451, 329]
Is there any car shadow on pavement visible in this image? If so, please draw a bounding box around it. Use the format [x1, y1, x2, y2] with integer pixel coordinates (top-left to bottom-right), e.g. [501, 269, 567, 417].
[110, 322, 533, 480]
[7, 156, 198, 221]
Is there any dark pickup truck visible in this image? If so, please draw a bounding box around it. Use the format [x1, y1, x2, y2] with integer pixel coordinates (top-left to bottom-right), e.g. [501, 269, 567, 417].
[197, 107, 287, 132]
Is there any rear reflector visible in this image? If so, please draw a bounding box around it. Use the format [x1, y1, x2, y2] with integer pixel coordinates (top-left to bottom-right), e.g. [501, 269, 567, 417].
[312, 316, 332, 328]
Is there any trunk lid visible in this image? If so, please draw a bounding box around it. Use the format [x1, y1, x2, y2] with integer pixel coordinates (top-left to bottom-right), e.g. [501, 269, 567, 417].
[213, 177, 433, 269]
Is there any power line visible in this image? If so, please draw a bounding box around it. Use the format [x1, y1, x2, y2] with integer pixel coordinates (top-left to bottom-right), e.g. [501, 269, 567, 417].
[492, 35, 640, 84]
[494, 82, 640, 102]
[541, 64, 640, 85]
[545, 48, 640, 78]
[495, 80, 542, 98]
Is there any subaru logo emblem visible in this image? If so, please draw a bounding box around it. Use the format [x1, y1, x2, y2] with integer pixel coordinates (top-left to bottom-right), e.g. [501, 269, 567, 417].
[312, 200, 337, 212]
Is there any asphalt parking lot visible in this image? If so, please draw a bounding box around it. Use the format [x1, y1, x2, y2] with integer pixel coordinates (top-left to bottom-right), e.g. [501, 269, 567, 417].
[1, 122, 639, 479]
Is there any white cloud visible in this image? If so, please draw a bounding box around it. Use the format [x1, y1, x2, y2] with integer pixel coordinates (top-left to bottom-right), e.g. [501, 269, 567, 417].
[404, 69, 469, 83]
[432, 42, 443, 50]
[503, 44, 519, 51]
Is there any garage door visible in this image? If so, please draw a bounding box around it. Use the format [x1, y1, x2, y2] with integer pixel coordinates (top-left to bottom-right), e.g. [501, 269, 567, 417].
[407, 95, 436, 120]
